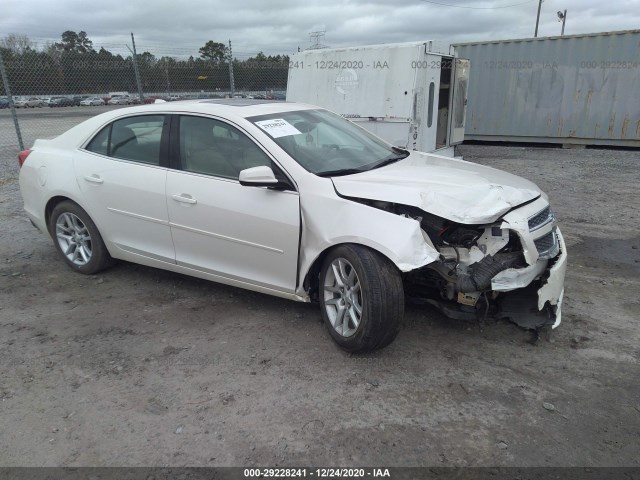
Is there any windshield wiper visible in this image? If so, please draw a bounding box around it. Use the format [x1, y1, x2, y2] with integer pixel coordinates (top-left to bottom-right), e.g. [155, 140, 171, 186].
[368, 150, 410, 170]
[316, 148, 410, 177]
[316, 168, 368, 177]
[392, 146, 409, 154]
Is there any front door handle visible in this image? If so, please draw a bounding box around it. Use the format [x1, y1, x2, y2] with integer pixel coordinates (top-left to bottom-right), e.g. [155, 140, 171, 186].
[84, 174, 103, 184]
[172, 194, 197, 204]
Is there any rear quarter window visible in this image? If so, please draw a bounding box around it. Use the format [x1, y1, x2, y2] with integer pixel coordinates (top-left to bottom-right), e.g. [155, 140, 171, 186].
[86, 125, 110, 155]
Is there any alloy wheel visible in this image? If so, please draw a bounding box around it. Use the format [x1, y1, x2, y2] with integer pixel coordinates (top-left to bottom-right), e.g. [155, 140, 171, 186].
[323, 258, 363, 337]
[55, 212, 93, 266]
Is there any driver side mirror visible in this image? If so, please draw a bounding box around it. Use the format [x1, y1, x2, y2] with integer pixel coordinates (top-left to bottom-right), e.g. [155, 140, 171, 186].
[239, 166, 293, 190]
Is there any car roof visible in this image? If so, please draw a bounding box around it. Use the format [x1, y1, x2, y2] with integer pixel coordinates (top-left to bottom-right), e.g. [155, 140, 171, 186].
[101, 99, 318, 119]
[36, 99, 326, 149]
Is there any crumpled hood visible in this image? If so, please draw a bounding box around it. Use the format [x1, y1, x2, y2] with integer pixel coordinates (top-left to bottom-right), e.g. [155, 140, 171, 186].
[331, 151, 542, 224]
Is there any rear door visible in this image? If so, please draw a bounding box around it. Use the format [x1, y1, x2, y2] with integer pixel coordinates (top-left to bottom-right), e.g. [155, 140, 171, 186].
[74, 114, 175, 263]
[448, 58, 470, 145]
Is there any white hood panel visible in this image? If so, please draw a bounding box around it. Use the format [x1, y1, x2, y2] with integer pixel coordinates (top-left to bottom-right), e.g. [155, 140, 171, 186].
[331, 152, 541, 224]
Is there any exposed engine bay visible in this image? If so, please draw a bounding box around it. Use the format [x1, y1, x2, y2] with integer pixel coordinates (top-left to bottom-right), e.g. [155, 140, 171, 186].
[348, 197, 566, 330]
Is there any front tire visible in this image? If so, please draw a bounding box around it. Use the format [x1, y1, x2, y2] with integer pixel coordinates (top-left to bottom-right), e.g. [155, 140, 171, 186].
[49, 201, 112, 275]
[319, 244, 404, 352]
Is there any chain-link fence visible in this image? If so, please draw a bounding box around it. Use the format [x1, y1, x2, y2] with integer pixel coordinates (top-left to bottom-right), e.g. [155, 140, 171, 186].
[0, 37, 290, 161]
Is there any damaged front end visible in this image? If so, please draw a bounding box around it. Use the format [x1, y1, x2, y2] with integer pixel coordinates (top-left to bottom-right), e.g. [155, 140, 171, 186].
[366, 197, 567, 330]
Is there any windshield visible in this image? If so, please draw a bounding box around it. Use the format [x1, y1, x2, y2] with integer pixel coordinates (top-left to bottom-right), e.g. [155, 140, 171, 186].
[248, 109, 408, 176]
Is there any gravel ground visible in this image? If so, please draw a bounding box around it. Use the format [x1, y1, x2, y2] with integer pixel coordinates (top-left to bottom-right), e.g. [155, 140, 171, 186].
[0, 137, 639, 467]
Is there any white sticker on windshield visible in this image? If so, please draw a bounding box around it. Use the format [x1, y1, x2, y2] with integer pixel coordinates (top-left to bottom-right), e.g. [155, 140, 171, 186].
[254, 119, 301, 138]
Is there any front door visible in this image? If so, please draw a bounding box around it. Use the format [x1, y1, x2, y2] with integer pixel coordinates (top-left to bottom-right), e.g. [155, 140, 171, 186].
[166, 115, 300, 292]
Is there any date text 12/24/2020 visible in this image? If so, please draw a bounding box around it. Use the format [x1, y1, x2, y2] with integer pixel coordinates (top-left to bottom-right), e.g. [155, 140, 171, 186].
[243, 468, 391, 477]
[288, 60, 390, 70]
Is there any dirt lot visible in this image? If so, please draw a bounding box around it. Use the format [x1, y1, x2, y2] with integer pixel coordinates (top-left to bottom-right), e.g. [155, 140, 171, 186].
[0, 139, 639, 467]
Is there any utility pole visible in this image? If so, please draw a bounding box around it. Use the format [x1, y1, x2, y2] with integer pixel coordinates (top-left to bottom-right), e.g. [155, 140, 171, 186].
[165, 65, 170, 97]
[307, 30, 328, 50]
[228, 40, 235, 97]
[560, 9, 567, 35]
[0, 49, 24, 151]
[534, 0, 543, 37]
[128, 33, 144, 102]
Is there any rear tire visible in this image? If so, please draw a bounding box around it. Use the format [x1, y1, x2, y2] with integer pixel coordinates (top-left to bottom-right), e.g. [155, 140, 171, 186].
[49, 201, 112, 275]
[319, 244, 404, 352]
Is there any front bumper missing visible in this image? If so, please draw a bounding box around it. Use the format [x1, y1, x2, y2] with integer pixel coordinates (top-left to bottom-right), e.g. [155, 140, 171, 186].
[412, 227, 567, 331]
[537, 228, 567, 328]
[496, 228, 567, 329]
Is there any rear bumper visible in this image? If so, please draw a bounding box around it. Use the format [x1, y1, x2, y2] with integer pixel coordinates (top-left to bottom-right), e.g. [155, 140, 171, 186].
[26, 210, 48, 235]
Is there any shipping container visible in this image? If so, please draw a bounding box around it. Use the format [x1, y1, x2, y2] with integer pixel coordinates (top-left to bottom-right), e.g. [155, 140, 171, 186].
[455, 30, 640, 147]
[287, 41, 470, 156]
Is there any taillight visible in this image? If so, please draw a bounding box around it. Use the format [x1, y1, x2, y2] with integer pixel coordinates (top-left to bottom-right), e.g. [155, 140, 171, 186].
[18, 150, 32, 168]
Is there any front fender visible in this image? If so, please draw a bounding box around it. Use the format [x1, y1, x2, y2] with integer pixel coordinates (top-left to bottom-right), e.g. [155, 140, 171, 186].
[296, 187, 439, 296]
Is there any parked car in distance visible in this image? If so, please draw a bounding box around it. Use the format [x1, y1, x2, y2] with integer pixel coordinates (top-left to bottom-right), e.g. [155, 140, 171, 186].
[17, 100, 567, 352]
[24, 97, 46, 108]
[72, 96, 86, 106]
[50, 97, 75, 107]
[80, 97, 105, 106]
[0, 98, 9, 109]
[108, 95, 134, 105]
[13, 97, 30, 108]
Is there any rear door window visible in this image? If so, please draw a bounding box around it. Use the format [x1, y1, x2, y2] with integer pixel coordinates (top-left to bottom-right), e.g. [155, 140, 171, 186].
[85, 115, 165, 165]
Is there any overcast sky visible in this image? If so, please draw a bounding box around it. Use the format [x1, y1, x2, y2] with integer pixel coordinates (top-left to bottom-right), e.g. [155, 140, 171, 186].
[2, 0, 639, 57]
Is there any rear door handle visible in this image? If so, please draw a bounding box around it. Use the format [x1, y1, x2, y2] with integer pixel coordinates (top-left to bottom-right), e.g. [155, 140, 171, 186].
[172, 194, 197, 204]
[84, 174, 103, 184]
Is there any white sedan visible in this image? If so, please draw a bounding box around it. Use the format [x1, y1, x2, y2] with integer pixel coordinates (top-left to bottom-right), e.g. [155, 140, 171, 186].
[18, 100, 566, 351]
[15, 97, 45, 108]
[108, 95, 133, 105]
[80, 97, 105, 106]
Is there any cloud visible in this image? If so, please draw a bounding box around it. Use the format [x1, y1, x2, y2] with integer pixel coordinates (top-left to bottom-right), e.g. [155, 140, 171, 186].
[2, 0, 640, 57]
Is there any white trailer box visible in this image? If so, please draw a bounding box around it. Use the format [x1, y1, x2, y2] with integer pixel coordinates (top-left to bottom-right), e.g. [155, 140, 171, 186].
[286, 41, 469, 156]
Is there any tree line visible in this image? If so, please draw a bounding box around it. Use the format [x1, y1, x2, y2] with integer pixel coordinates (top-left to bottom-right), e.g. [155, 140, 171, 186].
[0, 32, 290, 96]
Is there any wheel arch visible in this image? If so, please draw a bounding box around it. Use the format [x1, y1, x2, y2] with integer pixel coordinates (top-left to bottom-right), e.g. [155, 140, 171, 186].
[46, 196, 114, 274]
[44, 195, 105, 242]
[45, 196, 77, 233]
[301, 241, 401, 301]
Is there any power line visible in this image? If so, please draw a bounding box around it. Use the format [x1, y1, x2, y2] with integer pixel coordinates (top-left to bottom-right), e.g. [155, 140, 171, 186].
[418, 0, 535, 9]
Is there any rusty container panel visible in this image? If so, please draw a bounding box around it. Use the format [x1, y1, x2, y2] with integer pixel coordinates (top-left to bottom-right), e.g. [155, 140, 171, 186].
[454, 30, 640, 147]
